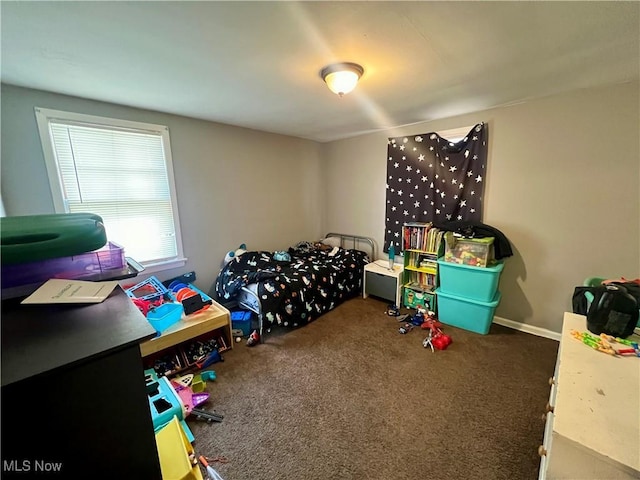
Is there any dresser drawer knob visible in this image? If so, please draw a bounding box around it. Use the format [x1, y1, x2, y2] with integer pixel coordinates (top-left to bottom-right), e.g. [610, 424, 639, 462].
[538, 445, 547, 457]
[545, 401, 554, 413]
[548, 377, 555, 386]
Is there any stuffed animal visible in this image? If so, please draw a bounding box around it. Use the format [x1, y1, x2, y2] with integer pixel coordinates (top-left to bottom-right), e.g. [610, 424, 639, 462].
[224, 243, 247, 265]
[273, 250, 291, 262]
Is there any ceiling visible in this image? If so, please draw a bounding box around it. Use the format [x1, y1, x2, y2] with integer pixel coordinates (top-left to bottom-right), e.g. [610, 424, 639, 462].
[2, 1, 639, 143]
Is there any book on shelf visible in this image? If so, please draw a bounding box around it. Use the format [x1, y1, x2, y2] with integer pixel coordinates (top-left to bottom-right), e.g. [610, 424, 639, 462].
[402, 222, 445, 253]
[406, 270, 436, 288]
[406, 282, 435, 293]
[403, 222, 431, 251]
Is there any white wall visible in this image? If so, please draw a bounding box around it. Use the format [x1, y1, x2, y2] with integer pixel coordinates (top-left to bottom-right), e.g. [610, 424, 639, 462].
[1, 84, 324, 293]
[321, 81, 640, 333]
[3, 82, 638, 334]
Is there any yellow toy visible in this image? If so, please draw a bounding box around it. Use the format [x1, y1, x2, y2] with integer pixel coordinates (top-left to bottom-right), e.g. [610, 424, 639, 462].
[571, 330, 640, 357]
[570, 330, 615, 355]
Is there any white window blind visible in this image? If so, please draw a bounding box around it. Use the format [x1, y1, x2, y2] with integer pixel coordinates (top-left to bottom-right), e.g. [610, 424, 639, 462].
[36, 108, 185, 269]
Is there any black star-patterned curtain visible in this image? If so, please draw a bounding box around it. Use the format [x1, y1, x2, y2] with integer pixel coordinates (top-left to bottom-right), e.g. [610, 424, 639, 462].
[384, 123, 488, 253]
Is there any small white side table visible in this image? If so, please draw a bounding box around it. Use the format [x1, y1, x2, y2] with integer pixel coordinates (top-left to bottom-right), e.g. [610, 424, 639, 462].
[363, 262, 404, 307]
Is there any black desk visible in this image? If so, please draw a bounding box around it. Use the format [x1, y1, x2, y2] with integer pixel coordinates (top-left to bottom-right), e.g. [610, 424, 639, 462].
[1, 287, 162, 478]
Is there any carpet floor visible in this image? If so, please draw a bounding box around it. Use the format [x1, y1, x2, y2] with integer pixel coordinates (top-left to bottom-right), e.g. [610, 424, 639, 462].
[188, 296, 559, 480]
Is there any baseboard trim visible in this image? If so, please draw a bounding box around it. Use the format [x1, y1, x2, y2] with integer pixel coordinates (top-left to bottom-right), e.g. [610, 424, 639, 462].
[493, 316, 561, 341]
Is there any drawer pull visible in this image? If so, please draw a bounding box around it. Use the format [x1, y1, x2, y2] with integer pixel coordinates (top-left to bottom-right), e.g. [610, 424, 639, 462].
[548, 377, 555, 386]
[538, 445, 547, 457]
[545, 402, 554, 413]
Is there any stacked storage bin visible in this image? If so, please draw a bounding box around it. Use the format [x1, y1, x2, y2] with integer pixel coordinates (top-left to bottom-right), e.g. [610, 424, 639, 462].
[434, 234, 504, 334]
[231, 310, 253, 336]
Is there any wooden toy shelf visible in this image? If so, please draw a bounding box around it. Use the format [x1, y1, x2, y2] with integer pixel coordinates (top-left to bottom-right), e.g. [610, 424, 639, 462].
[140, 300, 231, 357]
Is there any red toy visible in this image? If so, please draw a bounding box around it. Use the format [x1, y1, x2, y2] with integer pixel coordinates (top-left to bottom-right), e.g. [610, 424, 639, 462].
[132, 297, 164, 317]
[432, 332, 452, 350]
[421, 315, 452, 351]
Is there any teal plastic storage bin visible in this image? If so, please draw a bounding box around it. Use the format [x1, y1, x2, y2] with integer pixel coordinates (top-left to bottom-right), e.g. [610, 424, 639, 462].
[435, 288, 501, 335]
[437, 258, 503, 302]
[147, 303, 184, 334]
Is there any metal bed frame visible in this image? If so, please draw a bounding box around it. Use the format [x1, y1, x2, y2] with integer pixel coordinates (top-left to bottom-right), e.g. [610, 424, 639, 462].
[235, 233, 376, 342]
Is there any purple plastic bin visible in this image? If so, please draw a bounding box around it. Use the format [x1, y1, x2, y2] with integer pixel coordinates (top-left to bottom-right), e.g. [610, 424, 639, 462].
[1, 241, 127, 288]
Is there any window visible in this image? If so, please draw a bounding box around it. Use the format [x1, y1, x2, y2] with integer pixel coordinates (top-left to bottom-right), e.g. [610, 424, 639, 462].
[35, 107, 185, 272]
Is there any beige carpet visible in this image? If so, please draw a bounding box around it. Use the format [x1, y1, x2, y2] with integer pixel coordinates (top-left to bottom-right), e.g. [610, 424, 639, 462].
[188, 296, 558, 480]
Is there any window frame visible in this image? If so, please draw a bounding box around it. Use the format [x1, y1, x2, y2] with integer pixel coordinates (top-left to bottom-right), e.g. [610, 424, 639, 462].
[35, 107, 187, 273]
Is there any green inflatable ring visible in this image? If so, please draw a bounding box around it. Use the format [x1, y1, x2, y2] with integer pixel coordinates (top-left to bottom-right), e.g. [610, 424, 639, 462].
[1, 213, 108, 265]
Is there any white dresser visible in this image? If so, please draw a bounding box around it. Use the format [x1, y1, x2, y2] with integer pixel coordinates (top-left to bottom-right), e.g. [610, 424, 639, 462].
[539, 312, 640, 479]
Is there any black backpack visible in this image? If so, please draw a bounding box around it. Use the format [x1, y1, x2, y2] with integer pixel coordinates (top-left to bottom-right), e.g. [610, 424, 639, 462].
[573, 283, 639, 338]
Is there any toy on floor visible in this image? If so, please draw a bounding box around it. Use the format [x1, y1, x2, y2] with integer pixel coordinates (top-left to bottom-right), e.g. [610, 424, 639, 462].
[146, 367, 225, 449]
[423, 330, 435, 352]
[420, 313, 452, 351]
[399, 323, 414, 334]
[170, 375, 224, 423]
[411, 309, 426, 326]
[247, 330, 260, 346]
[170, 379, 210, 416]
[146, 371, 195, 443]
[201, 370, 217, 382]
[432, 331, 452, 350]
[384, 303, 410, 322]
[411, 306, 437, 326]
[173, 374, 195, 388]
[196, 349, 224, 369]
[199, 455, 225, 480]
[385, 304, 400, 316]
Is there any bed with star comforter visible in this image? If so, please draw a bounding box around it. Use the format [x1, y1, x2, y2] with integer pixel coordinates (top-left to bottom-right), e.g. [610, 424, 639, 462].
[214, 237, 372, 333]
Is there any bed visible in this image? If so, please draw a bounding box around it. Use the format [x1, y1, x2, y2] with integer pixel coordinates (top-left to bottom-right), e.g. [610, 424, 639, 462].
[214, 233, 375, 340]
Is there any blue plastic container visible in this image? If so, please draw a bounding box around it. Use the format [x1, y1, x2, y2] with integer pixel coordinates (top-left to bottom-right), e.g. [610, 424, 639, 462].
[435, 288, 501, 335]
[437, 258, 504, 302]
[147, 303, 184, 334]
[231, 310, 252, 336]
[145, 372, 194, 443]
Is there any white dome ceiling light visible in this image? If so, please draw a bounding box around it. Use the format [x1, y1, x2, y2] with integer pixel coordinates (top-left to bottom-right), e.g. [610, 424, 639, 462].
[320, 62, 364, 97]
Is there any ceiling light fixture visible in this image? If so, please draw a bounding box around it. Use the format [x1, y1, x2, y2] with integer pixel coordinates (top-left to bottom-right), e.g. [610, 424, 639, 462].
[320, 62, 364, 97]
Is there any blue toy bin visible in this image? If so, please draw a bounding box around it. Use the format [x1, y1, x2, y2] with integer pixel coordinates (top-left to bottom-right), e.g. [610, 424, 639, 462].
[147, 303, 184, 334]
[231, 310, 252, 336]
[435, 288, 501, 335]
[437, 258, 504, 302]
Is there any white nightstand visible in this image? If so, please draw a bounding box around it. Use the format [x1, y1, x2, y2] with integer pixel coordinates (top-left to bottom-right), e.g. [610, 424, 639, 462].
[363, 262, 404, 307]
